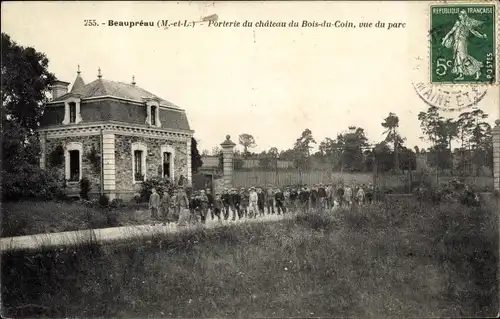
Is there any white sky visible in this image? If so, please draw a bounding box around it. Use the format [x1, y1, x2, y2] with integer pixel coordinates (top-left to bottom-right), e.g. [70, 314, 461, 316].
[2, 1, 499, 153]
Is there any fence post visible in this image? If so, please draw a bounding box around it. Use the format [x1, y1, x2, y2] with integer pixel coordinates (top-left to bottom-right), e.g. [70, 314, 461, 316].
[220, 135, 236, 189]
[493, 120, 500, 192]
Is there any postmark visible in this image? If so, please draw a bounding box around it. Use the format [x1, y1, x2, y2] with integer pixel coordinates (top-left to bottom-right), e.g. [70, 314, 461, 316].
[429, 4, 496, 84]
[411, 54, 488, 112]
[412, 80, 488, 112]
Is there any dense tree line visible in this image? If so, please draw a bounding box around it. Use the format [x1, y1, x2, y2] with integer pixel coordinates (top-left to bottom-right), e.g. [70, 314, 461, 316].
[222, 108, 494, 176]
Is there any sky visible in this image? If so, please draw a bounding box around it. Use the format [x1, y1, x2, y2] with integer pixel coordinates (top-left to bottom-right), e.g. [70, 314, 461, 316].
[2, 1, 499, 154]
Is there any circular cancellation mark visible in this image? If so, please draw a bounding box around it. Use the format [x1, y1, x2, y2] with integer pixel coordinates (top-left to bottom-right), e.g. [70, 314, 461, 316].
[411, 56, 488, 112]
[412, 81, 488, 112]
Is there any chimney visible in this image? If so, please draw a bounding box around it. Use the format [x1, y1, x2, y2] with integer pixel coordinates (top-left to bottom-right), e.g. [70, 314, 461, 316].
[51, 80, 70, 100]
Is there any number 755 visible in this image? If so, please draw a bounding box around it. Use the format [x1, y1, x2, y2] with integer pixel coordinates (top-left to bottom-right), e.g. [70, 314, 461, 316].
[435, 58, 453, 76]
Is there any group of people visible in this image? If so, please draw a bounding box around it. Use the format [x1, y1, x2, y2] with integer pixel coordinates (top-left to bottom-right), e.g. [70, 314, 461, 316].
[148, 182, 376, 226]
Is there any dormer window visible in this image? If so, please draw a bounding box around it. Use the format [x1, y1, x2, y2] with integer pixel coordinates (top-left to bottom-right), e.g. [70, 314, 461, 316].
[62, 97, 82, 125]
[151, 105, 157, 126]
[145, 100, 161, 127]
[69, 102, 77, 123]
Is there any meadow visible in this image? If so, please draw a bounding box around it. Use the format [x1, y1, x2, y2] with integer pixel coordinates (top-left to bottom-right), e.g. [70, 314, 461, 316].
[2, 197, 498, 318]
[1, 200, 154, 237]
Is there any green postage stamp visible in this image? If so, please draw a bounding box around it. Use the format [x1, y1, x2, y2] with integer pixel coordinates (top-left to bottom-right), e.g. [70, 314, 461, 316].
[430, 4, 496, 84]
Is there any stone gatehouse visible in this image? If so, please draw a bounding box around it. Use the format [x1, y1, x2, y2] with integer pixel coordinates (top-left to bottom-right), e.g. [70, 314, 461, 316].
[37, 67, 193, 200]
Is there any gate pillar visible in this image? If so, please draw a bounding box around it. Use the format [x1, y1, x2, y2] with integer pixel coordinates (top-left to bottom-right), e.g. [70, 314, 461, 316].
[220, 135, 236, 189]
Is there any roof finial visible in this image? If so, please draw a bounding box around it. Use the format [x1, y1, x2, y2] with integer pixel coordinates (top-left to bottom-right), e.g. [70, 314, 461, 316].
[132, 75, 136, 85]
[77, 64, 81, 75]
[97, 67, 102, 79]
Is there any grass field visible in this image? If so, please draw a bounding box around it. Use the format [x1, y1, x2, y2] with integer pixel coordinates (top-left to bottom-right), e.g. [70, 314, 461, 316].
[1, 200, 154, 237]
[2, 198, 498, 318]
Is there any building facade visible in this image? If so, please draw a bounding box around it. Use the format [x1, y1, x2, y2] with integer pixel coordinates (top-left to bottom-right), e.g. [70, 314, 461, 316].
[37, 68, 193, 200]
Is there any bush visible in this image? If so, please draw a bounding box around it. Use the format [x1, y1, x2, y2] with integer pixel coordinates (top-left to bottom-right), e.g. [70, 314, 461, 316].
[98, 194, 110, 207]
[2, 165, 65, 201]
[139, 177, 174, 202]
[79, 177, 91, 200]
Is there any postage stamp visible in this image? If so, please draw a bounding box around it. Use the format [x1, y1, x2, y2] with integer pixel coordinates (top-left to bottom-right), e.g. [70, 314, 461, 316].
[429, 4, 496, 84]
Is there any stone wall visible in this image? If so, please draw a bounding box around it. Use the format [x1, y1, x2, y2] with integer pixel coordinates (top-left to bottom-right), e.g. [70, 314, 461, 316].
[114, 135, 189, 197]
[45, 135, 101, 193]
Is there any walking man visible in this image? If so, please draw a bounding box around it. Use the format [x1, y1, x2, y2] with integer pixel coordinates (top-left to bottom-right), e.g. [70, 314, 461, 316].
[160, 189, 171, 225]
[357, 184, 366, 207]
[221, 188, 231, 220]
[212, 193, 223, 220]
[318, 183, 327, 210]
[199, 190, 209, 223]
[177, 187, 191, 226]
[239, 187, 249, 219]
[266, 185, 275, 214]
[248, 187, 259, 219]
[344, 184, 353, 209]
[149, 188, 161, 226]
[257, 187, 266, 216]
[230, 188, 241, 221]
[274, 187, 286, 215]
[206, 188, 214, 220]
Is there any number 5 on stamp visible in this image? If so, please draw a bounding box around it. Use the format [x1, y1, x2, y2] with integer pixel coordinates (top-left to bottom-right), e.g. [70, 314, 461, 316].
[430, 4, 496, 84]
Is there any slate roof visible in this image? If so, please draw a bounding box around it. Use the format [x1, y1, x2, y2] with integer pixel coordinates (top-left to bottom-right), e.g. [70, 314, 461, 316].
[70, 73, 85, 92]
[54, 77, 179, 108]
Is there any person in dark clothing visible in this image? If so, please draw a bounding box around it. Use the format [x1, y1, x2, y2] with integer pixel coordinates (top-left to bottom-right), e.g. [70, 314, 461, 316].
[274, 187, 286, 214]
[311, 185, 318, 210]
[239, 188, 249, 219]
[221, 188, 231, 220]
[212, 193, 223, 220]
[318, 183, 327, 210]
[266, 185, 275, 214]
[284, 187, 291, 212]
[299, 186, 310, 213]
[365, 183, 373, 203]
[230, 188, 241, 220]
[290, 188, 298, 211]
[336, 185, 345, 208]
[257, 187, 266, 216]
[189, 192, 201, 224]
[199, 190, 209, 223]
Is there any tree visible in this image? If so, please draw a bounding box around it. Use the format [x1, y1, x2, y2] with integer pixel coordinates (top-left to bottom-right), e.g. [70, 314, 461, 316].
[191, 137, 203, 175]
[318, 137, 343, 169]
[238, 133, 256, 157]
[455, 109, 490, 175]
[201, 149, 210, 156]
[293, 129, 316, 169]
[1, 33, 63, 200]
[2, 33, 56, 171]
[373, 142, 393, 172]
[418, 106, 444, 145]
[336, 126, 369, 172]
[381, 112, 402, 173]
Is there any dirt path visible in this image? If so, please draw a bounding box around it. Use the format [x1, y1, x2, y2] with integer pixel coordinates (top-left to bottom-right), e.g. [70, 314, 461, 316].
[0, 210, 299, 252]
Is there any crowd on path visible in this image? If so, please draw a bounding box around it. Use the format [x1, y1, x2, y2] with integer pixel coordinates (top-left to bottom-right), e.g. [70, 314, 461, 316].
[147, 183, 377, 227]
